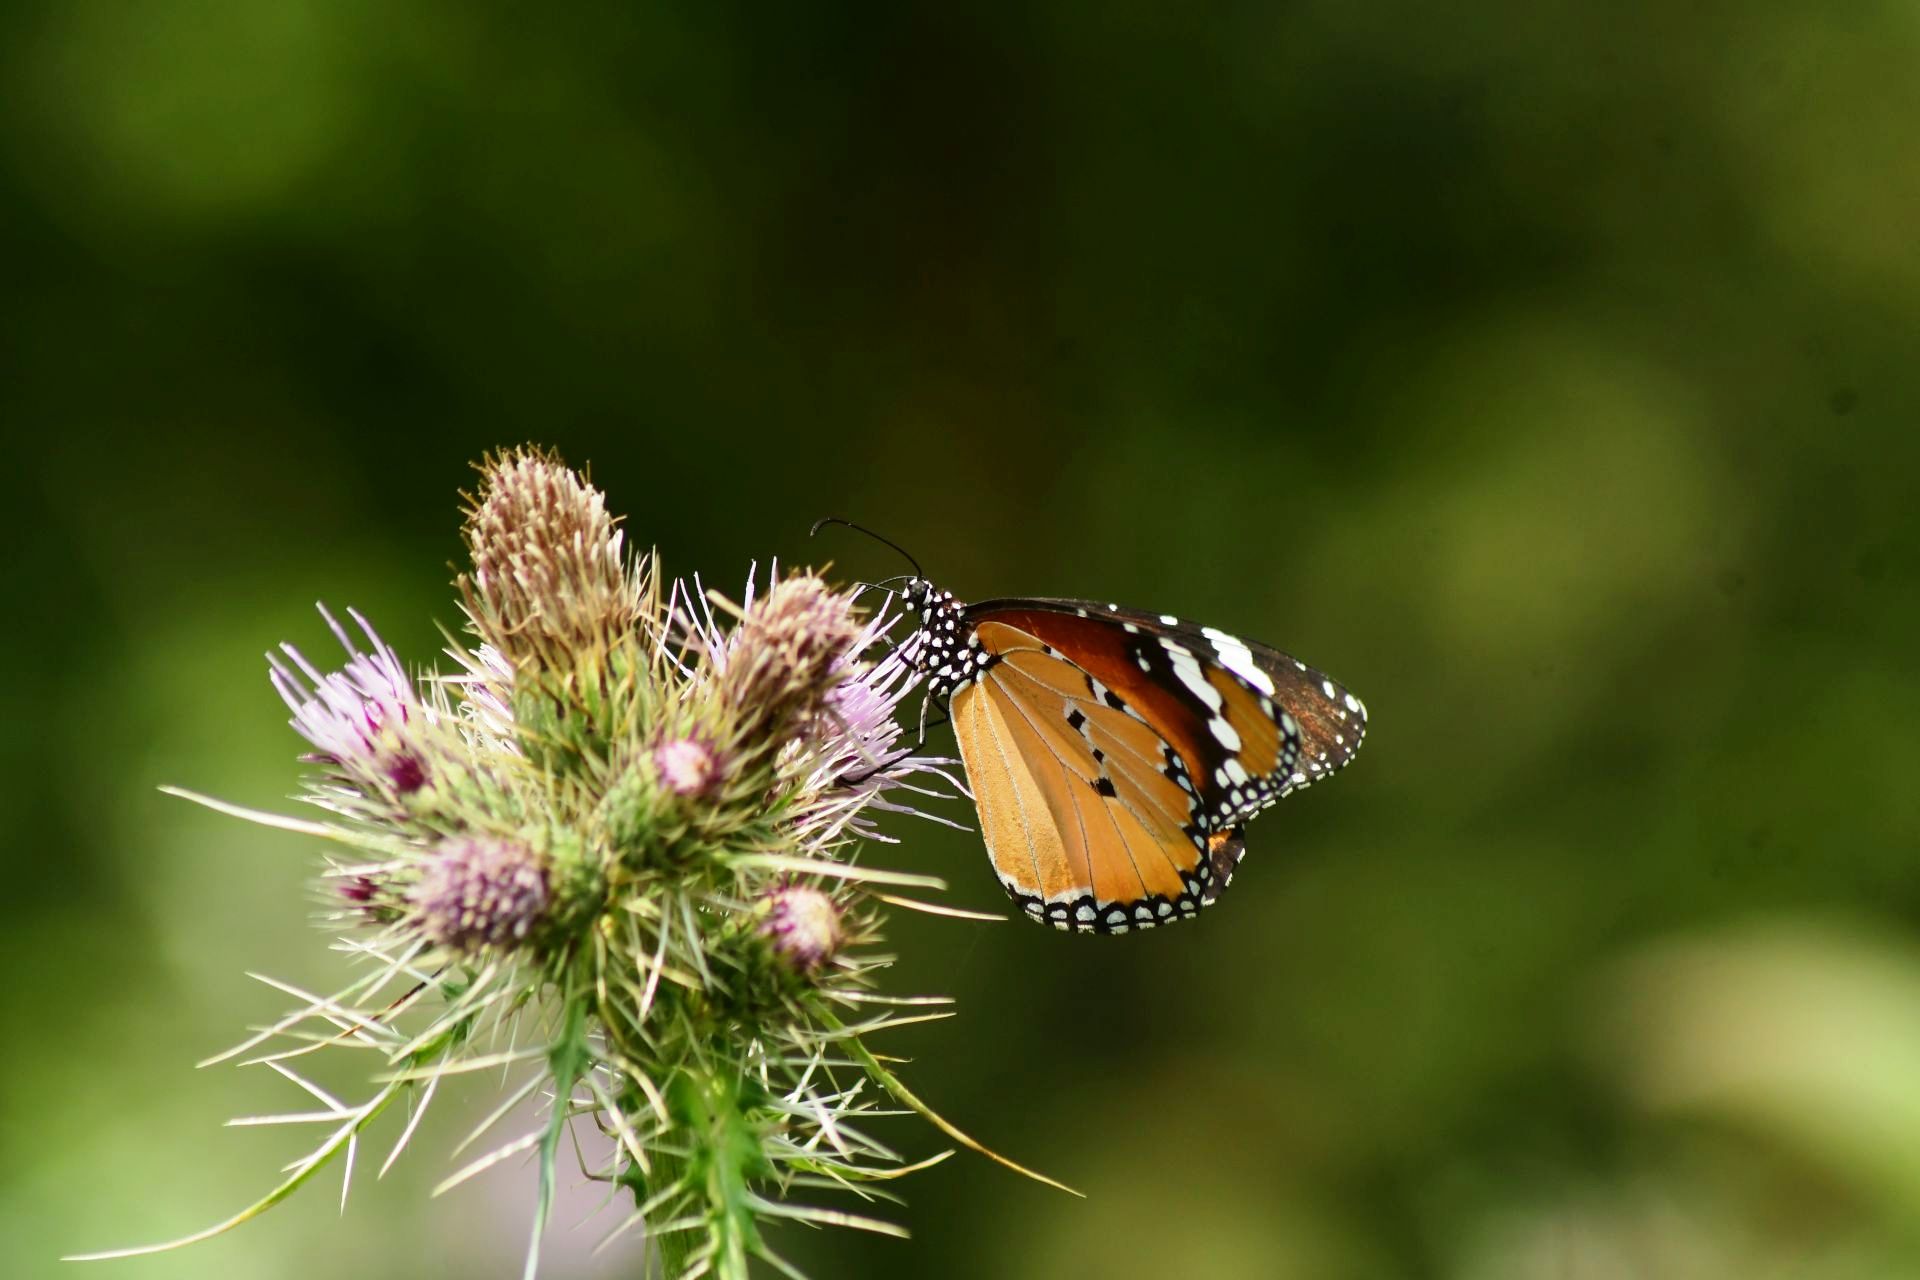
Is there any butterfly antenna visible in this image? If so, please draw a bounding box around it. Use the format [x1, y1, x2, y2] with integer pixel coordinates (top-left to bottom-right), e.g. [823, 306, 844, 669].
[810, 517, 925, 580]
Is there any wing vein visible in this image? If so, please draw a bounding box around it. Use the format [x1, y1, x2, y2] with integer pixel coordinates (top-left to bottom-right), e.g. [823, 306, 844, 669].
[980, 679, 1097, 898]
[987, 669, 1188, 848]
[991, 657, 1167, 776]
[976, 687, 1047, 899]
[984, 672, 1189, 902]
[1060, 756, 1096, 901]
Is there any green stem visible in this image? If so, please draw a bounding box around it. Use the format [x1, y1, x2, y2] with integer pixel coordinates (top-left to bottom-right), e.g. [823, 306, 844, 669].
[667, 1058, 766, 1279]
[641, 1148, 691, 1278]
[637, 1151, 683, 1280]
[528, 994, 592, 1280]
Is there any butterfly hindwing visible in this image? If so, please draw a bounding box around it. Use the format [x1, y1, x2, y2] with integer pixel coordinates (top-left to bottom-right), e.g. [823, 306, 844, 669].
[953, 620, 1213, 932]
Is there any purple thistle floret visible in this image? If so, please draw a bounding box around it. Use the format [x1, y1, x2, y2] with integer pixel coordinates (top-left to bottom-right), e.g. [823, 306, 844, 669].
[444, 642, 518, 748]
[409, 836, 549, 952]
[270, 606, 432, 797]
[335, 871, 402, 923]
[794, 594, 967, 845]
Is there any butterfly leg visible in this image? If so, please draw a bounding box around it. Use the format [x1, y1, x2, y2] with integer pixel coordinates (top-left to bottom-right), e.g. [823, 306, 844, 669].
[831, 697, 951, 787]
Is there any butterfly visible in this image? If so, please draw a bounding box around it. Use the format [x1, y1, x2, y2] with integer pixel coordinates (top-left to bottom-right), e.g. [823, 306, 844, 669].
[894, 577, 1367, 934]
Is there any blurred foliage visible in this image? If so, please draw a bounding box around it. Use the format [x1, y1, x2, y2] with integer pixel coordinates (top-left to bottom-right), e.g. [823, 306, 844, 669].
[4, 2, 1918, 1277]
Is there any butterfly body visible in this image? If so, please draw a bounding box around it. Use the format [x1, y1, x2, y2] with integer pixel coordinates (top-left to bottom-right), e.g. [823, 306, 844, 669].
[898, 580, 1366, 934]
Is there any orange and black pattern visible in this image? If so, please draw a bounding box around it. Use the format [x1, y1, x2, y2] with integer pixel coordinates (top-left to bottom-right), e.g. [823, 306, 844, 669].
[900, 584, 1366, 934]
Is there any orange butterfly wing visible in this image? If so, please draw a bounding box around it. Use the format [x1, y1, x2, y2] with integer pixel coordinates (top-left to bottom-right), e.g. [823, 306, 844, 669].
[944, 601, 1365, 933]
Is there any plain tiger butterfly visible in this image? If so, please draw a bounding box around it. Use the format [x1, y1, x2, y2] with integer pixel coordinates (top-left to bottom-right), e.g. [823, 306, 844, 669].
[815, 518, 1368, 935]
[895, 581, 1365, 933]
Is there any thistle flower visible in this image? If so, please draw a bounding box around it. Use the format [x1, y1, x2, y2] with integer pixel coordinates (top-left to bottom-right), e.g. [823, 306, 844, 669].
[672, 572, 960, 844]
[720, 573, 862, 743]
[409, 835, 549, 952]
[794, 596, 971, 847]
[75, 449, 1072, 1280]
[268, 606, 433, 805]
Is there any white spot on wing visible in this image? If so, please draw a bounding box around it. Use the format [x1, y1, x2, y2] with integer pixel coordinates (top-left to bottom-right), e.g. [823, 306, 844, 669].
[1167, 649, 1224, 711]
[1202, 627, 1275, 696]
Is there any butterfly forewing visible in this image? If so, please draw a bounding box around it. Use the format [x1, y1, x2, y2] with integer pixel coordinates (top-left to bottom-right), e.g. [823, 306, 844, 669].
[964, 600, 1365, 814]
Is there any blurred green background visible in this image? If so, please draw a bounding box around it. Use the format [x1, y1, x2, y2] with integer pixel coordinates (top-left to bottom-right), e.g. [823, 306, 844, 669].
[6, 3, 1919, 1277]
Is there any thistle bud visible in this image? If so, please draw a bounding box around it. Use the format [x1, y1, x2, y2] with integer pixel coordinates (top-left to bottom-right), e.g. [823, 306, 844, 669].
[409, 836, 549, 952]
[340, 875, 381, 906]
[458, 448, 640, 672]
[722, 576, 860, 741]
[654, 734, 723, 798]
[756, 885, 845, 976]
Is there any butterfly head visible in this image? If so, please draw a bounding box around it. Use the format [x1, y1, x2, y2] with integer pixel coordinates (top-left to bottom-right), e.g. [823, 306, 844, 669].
[895, 576, 933, 615]
[893, 577, 976, 697]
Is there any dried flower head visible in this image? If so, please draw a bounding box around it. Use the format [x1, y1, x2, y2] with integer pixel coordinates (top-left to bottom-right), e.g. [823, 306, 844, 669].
[720, 573, 861, 742]
[457, 446, 641, 671]
[409, 835, 550, 952]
